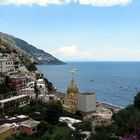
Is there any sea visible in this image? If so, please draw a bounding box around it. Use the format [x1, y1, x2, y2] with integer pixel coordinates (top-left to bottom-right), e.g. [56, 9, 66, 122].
[37, 62, 140, 107]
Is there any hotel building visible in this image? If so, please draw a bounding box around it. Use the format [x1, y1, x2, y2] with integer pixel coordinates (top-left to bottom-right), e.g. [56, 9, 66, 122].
[0, 95, 30, 112]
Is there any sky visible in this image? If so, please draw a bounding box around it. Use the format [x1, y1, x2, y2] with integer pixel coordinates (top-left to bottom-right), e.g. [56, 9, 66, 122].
[0, 0, 140, 61]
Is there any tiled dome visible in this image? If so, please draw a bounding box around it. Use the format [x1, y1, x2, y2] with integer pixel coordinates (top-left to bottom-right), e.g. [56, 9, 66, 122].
[67, 78, 79, 95]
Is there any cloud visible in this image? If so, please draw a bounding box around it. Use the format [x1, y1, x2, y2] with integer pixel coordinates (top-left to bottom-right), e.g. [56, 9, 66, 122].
[55, 44, 140, 61]
[0, 0, 66, 6]
[57, 45, 94, 59]
[58, 45, 77, 57]
[92, 44, 140, 61]
[78, 0, 132, 7]
[0, 0, 132, 6]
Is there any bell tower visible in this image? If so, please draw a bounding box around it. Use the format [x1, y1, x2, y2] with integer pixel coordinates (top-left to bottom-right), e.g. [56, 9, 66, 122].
[64, 68, 79, 113]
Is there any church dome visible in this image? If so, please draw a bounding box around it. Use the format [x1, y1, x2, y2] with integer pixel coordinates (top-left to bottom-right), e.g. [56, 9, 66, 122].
[67, 78, 79, 94]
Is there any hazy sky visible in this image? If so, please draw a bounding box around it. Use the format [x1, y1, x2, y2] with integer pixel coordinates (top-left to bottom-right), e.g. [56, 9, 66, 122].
[0, 0, 140, 61]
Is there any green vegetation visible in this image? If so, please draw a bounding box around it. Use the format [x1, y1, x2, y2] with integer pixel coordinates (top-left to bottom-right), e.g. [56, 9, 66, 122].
[5, 100, 72, 140]
[134, 92, 140, 109]
[7, 100, 63, 124]
[43, 124, 71, 140]
[0, 83, 10, 94]
[7, 122, 72, 140]
[73, 121, 92, 132]
[5, 100, 90, 140]
[26, 62, 37, 72]
[89, 125, 117, 140]
[44, 78, 56, 94]
[34, 82, 40, 99]
[89, 92, 140, 140]
[45, 101, 63, 124]
[0, 74, 16, 100]
[37, 121, 52, 133]
[71, 121, 92, 140]
[0, 47, 11, 53]
[5, 93, 140, 140]
[36, 73, 44, 79]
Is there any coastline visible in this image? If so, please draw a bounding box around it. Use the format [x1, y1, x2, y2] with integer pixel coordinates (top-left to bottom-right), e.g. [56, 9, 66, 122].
[55, 91, 124, 111]
[97, 101, 124, 111]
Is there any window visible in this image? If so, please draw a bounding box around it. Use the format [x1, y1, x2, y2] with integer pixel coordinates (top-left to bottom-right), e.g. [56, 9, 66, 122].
[32, 128, 36, 131]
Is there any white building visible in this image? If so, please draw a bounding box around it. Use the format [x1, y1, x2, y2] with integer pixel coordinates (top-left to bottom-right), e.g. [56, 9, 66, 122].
[18, 66, 28, 73]
[77, 93, 96, 113]
[38, 94, 58, 102]
[94, 106, 113, 120]
[59, 117, 81, 130]
[0, 59, 15, 73]
[37, 79, 48, 94]
[37, 79, 45, 88]
[0, 53, 3, 58]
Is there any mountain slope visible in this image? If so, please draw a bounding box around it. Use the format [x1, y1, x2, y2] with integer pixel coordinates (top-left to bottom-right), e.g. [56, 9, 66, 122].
[0, 32, 64, 64]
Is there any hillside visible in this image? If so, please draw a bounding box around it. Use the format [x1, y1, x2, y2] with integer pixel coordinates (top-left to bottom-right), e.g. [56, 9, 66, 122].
[0, 32, 64, 65]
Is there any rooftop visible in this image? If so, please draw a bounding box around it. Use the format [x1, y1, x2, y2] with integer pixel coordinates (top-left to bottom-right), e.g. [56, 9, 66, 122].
[0, 95, 28, 103]
[20, 119, 40, 128]
[0, 59, 7, 61]
[59, 117, 81, 130]
[37, 79, 44, 82]
[0, 123, 17, 134]
[0, 59, 13, 61]
[81, 93, 96, 95]
[0, 124, 11, 134]
[67, 78, 79, 94]
[17, 115, 28, 119]
[10, 76, 27, 79]
[92, 107, 113, 120]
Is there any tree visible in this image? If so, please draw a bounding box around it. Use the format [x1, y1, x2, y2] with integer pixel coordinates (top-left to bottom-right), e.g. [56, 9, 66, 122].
[134, 92, 140, 109]
[44, 78, 56, 94]
[45, 101, 63, 124]
[34, 82, 40, 99]
[0, 84, 10, 94]
[42, 125, 71, 140]
[13, 49, 18, 54]
[37, 121, 52, 134]
[113, 107, 135, 136]
[89, 132, 115, 140]
[26, 62, 37, 72]
[73, 121, 92, 132]
[36, 73, 44, 80]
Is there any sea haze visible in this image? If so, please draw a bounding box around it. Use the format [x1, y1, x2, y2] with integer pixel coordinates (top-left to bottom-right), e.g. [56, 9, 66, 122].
[37, 62, 140, 107]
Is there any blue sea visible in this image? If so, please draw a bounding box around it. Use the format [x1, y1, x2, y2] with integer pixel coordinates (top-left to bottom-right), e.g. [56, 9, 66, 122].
[37, 62, 140, 107]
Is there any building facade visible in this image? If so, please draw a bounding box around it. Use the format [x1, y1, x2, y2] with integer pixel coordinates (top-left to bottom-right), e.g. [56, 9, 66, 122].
[62, 78, 79, 113]
[8, 76, 29, 92]
[77, 93, 96, 114]
[0, 59, 15, 73]
[0, 123, 19, 140]
[20, 119, 40, 135]
[0, 124, 14, 140]
[0, 119, 39, 140]
[7, 75, 36, 96]
[0, 95, 30, 112]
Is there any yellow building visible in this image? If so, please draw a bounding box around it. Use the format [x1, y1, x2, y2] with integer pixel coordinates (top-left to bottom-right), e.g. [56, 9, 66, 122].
[0, 124, 15, 140]
[62, 78, 79, 113]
